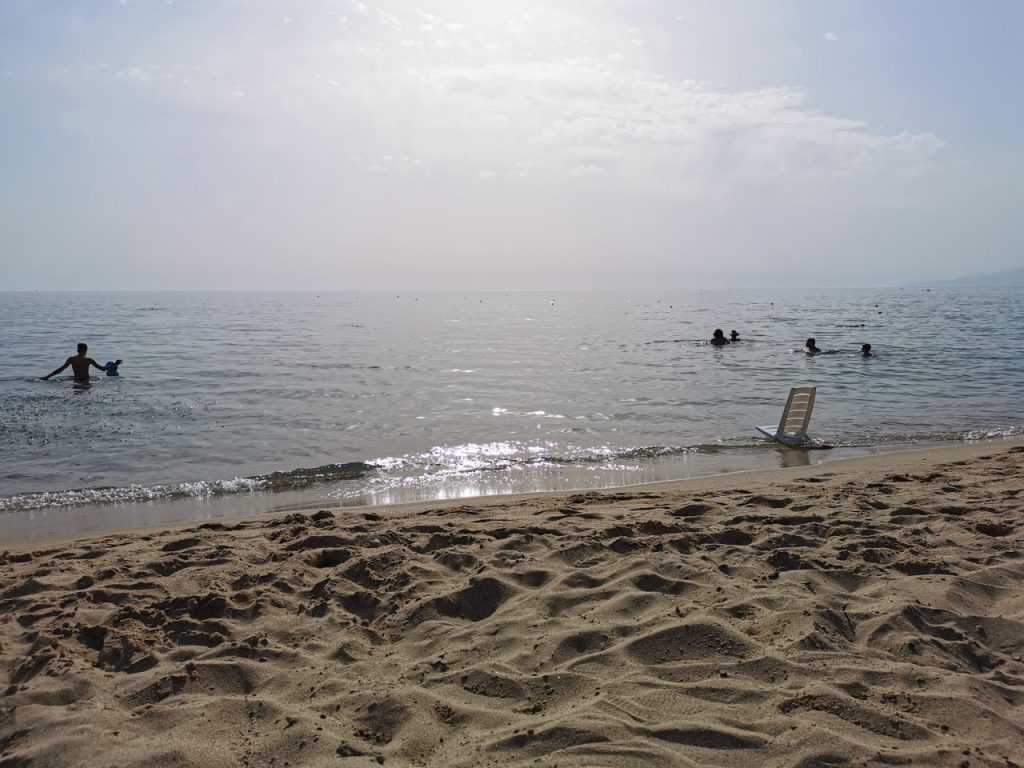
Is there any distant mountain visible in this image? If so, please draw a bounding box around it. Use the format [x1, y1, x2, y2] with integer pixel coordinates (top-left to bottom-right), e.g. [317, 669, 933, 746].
[907, 266, 1024, 288]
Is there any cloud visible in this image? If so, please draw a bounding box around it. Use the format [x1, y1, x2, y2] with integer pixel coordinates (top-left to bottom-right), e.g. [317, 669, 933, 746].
[351, 154, 422, 174]
[114, 66, 151, 83]
[822, 32, 839, 42]
[409, 56, 941, 187]
[75, 6, 942, 199]
[505, 161, 539, 179]
[3, 0, 970, 290]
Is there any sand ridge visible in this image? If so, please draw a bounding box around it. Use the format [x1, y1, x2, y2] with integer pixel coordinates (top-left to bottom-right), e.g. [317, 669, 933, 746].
[1, 445, 1023, 767]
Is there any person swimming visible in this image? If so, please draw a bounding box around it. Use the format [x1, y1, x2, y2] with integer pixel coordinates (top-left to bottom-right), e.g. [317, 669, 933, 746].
[729, 330, 740, 342]
[42, 343, 121, 382]
[710, 329, 730, 346]
[804, 337, 821, 355]
[861, 343, 873, 357]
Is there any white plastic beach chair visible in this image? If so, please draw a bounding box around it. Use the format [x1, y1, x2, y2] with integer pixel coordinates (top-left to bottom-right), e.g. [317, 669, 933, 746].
[756, 387, 816, 447]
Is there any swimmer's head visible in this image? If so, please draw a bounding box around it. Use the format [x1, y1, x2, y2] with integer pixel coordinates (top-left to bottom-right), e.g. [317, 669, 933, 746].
[77, 343, 87, 354]
[805, 338, 816, 348]
[730, 330, 739, 340]
[712, 329, 725, 339]
[861, 343, 872, 355]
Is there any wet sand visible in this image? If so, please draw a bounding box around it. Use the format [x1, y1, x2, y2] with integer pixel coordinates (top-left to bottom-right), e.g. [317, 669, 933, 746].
[1, 441, 1022, 767]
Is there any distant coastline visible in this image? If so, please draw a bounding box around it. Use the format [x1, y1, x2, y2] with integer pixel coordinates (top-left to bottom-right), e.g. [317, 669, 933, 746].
[905, 265, 1024, 288]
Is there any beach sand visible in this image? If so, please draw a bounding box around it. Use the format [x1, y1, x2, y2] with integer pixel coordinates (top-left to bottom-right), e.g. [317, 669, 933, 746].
[1, 442, 1022, 767]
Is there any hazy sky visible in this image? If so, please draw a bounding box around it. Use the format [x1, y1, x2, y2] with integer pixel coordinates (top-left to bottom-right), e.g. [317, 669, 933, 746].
[1, 0, 1021, 289]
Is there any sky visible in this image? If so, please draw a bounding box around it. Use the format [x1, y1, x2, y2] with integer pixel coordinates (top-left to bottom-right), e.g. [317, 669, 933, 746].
[1, 0, 1021, 290]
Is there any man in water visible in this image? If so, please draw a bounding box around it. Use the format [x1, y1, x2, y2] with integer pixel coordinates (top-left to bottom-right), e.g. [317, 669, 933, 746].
[42, 343, 121, 382]
[861, 343, 873, 357]
[804, 337, 821, 355]
[710, 329, 730, 346]
[730, 330, 741, 342]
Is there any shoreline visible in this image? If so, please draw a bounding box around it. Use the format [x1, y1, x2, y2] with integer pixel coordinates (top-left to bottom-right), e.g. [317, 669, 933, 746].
[1, 441, 1021, 766]
[4, 437, 1020, 549]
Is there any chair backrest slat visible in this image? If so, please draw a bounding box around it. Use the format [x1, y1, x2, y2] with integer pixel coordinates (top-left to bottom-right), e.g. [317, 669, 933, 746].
[778, 386, 816, 437]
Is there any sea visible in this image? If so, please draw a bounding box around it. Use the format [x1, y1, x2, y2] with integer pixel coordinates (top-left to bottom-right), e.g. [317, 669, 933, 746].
[1, 289, 1022, 541]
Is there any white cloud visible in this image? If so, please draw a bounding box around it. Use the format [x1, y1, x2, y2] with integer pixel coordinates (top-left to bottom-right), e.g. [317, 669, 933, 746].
[409, 57, 941, 185]
[87, 8, 941, 197]
[350, 154, 422, 174]
[505, 160, 539, 179]
[822, 32, 839, 42]
[114, 66, 151, 83]
[8, 0, 975, 290]
[567, 164, 604, 178]
[378, 11, 402, 30]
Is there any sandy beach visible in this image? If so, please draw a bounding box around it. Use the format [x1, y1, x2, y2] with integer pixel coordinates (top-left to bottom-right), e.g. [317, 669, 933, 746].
[1, 441, 1022, 767]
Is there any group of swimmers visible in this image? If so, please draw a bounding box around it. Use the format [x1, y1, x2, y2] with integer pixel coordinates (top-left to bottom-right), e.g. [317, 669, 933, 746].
[711, 330, 873, 357]
[45, 332, 875, 385]
[710, 329, 742, 346]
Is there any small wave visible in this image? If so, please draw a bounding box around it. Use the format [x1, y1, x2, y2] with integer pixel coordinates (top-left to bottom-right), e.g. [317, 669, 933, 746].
[0, 461, 375, 514]
[365, 442, 704, 477]
[2, 428, 1020, 514]
[0, 478, 263, 513]
[811, 425, 1024, 448]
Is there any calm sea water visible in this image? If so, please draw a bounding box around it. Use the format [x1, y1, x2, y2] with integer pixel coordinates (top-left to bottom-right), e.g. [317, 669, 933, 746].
[1, 289, 1022, 539]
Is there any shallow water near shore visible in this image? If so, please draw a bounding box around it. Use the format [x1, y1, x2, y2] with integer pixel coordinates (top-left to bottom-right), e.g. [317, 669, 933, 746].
[2, 440, 1007, 543]
[1, 288, 1022, 540]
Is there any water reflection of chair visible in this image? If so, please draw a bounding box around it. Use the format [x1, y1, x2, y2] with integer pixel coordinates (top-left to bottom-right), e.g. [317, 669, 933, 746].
[780, 448, 811, 468]
[756, 387, 816, 447]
